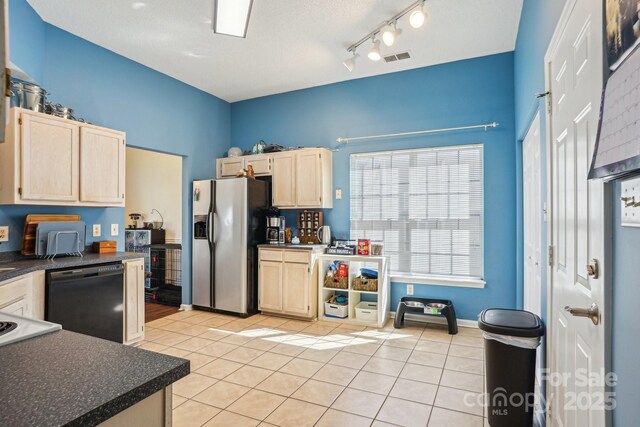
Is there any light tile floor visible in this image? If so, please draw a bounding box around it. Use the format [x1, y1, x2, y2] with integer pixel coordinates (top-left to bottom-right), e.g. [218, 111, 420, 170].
[141, 310, 488, 427]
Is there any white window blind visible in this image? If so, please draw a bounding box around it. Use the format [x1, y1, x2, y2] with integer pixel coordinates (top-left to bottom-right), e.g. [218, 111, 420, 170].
[350, 144, 484, 279]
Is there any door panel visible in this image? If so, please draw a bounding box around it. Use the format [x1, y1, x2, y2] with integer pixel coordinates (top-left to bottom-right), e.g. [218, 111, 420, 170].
[282, 262, 309, 316]
[272, 153, 296, 207]
[296, 151, 321, 207]
[218, 158, 244, 178]
[80, 127, 125, 204]
[259, 260, 282, 312]
[192, 180, 212, 308]
[21, 113, 79, 201]
[124, 259, 145, 343]
[214, 179, 248, 314]
[547, 0, 605, 425]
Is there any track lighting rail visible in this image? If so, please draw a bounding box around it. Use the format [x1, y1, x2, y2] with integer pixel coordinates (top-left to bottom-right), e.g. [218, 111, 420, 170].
[336, 122, 499, 144]
[346, 0, 424, 53]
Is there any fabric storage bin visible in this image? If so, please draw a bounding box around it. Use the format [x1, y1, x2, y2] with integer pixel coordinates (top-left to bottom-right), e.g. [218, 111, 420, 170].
[352, 277, 378, 292]
[355, 301, 378, 322]
[325, 301, 349, 318]
[324, 276, 348, 289]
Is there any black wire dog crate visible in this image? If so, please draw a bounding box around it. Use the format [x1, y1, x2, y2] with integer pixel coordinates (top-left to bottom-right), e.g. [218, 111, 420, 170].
[144, 243, 182, 307]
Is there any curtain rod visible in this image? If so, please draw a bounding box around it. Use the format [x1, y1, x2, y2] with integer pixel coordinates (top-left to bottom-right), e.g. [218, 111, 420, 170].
[336, 122, 499, 144]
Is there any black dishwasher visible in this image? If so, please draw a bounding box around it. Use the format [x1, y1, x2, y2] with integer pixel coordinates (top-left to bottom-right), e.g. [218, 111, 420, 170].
[46, 262, 124, 343]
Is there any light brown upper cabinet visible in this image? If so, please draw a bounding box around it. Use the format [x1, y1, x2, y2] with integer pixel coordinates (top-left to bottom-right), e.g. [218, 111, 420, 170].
[216, 157, 244, 178]
[272, 151, 297, 207]
[0, 108, 126, 207]
[216, 153, 273, 178]
[80, 127, 126, 204]
[272, 148, 332, 209]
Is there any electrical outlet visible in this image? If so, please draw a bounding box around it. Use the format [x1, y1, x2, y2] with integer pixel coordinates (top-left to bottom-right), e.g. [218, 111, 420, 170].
[407, 284, 414, 295]
[335, 189, 342, 200]
[0, 226, 8, 242]
[111, 224, 119, 236]
[92, 224, 101, 237]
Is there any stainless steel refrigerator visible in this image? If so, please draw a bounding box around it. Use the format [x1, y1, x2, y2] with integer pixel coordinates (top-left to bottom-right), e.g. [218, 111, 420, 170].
[192, 178, 269, 316]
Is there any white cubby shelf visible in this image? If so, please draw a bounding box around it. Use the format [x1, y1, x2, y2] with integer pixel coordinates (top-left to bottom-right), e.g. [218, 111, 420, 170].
[317, 254, 390, 328]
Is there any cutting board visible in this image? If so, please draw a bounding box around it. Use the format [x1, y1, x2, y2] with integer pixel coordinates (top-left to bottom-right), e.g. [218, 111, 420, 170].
[22, 214, 81, 255]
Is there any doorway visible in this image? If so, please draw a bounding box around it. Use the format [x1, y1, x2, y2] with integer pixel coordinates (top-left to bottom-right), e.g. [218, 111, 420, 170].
[125, 147, 183, 316]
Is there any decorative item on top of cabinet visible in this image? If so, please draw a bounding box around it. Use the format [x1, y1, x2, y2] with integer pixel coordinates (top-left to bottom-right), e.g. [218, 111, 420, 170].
[297, 210, 323, 244]
[0, 108, 126, 207]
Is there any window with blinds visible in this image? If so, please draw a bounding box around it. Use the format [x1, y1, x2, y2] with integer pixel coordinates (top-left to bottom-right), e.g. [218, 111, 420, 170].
[350, 144, 484, 279]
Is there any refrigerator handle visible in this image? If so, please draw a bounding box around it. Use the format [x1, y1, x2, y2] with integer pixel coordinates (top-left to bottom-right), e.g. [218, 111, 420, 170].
[211, 180, 216, 309]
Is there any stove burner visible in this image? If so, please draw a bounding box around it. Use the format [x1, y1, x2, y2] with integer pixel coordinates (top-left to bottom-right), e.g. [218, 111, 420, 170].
[0, 321, 18, 337]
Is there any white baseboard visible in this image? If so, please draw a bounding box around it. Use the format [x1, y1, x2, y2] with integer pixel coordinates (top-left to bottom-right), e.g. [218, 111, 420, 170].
[179, 304, 193, 311]
[390, 311, 479, 329]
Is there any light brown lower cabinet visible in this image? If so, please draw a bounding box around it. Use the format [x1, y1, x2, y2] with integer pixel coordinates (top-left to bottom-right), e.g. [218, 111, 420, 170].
[258, 248, 322, 319]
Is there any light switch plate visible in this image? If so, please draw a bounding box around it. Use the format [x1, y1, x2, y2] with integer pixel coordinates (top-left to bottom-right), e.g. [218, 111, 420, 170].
[92, 224, 101, 237]
[335, 189, 342, 200]
[621, 177, 640, 227]
[0, 226, 8, 242]
[111, 224, 119, 236]
[407, 284, 414, 295]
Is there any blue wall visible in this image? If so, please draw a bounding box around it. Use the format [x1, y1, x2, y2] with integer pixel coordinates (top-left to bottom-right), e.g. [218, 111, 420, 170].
[1, 0, 231, 305]
[611, 182, 640, 426]
[8, 0, 45, 84]
[231, 53, 517, 320]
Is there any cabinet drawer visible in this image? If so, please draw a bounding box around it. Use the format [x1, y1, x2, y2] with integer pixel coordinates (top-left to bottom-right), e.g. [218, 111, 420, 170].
[260, 250, 284, 262]
[284, 251, 310, 264]
[0, 275, 30, 310]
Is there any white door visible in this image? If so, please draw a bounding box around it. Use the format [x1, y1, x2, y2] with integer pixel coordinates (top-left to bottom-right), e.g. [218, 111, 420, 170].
[79, 127, 126, 205]
[523, 112, 544, 394]
[546, 0, 607, 425]
[258, 260, 283, 312]
[524, 112, 543, 319]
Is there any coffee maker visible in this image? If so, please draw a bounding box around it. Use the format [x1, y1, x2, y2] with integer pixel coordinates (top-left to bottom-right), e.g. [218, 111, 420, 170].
[266, 216, 285, 245]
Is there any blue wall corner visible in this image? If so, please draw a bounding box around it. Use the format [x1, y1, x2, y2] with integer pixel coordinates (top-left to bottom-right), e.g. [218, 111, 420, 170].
[1, 0, 231, 306]
[8, 0, 46, 84]
[231, 52, 518, 320]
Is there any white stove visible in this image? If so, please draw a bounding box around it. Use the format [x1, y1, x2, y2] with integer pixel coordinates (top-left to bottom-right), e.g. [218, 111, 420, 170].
[0, 312, 61, 347]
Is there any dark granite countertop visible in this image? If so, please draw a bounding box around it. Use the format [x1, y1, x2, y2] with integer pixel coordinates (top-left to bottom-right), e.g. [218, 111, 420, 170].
[258, 244, 327, 251]
[0, 252, 147, 282]
[0, 330, 189, 427]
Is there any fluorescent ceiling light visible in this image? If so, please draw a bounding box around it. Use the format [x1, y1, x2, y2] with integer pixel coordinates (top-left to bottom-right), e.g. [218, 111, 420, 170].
[213, 0, 253, 38]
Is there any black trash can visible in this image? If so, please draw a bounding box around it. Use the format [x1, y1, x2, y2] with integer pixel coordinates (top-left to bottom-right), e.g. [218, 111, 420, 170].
[478, 308, 545, 427]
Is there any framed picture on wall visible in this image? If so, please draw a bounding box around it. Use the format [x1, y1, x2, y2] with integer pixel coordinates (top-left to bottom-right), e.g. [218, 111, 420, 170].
[606, 0, 640, 70]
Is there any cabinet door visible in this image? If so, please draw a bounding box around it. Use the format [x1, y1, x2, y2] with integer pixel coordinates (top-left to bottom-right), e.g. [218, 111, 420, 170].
[272, 152, 296, 207]
[20, 113, 79, 202]
[282, 261, 310, 316]
[0, 275, 31, 318]
[296, 151, 322, 207]
[218, 158, 244, 178]
[259, 260, 283, 312]
[80, 127, 126, 205]
[245, 154, 272, 176]
[124, 259, 145, 344]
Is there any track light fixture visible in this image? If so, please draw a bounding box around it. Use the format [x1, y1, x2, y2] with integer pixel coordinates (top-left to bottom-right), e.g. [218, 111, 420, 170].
[382, 22, 401, 47]
[342, 0, 428, 68]
[368, 37, 382, 61]
[343, 50, 359, 72]
[410, 1, 426, 28]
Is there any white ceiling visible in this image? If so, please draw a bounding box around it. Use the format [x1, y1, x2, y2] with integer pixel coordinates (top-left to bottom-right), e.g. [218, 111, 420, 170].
[28, 0, 523, 103]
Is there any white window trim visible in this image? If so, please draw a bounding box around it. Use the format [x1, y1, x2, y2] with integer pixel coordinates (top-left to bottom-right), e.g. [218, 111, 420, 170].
[390, 273, 486, 288]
